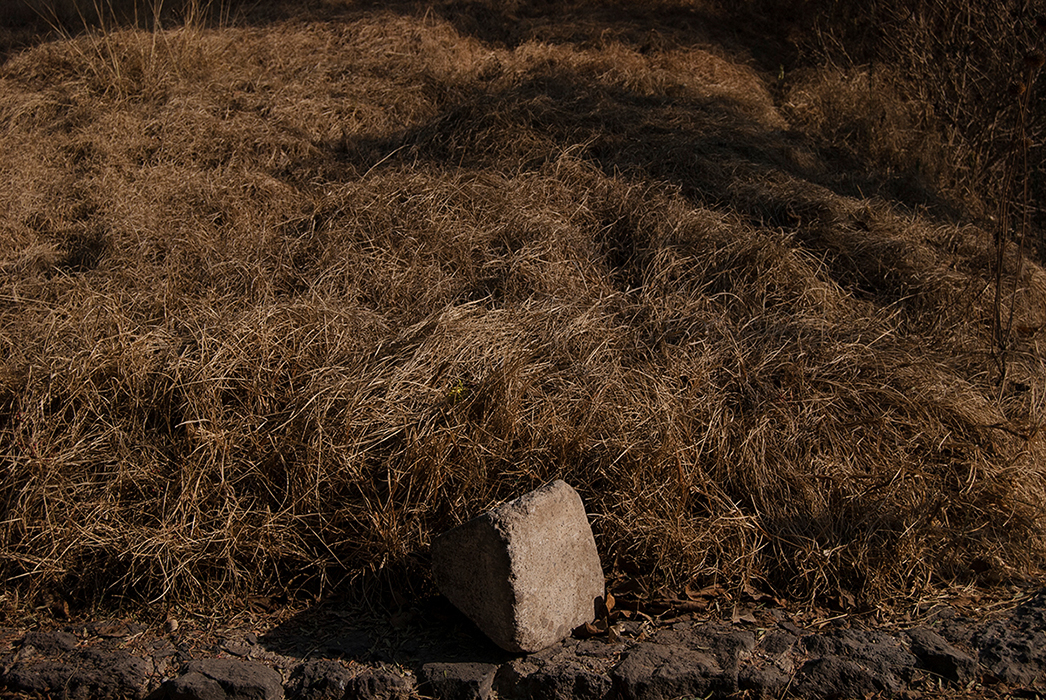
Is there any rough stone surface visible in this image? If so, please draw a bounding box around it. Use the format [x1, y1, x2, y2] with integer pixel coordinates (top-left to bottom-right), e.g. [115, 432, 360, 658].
[793, 628, 917, 698]
[650, 622, 755, 692]
[611, 642, 724, 700]
[494, 638, 614, 700]
[160, 670, 230, 700]
[287, 660, 354, 700]
[347, 665, 416, 700]
[906, 625, 978, 683]
[6, 660, 84, 697]
[156, 659, 284, 700]
[419, 661, 498, 700]
[6, 647, 152, 699]
[22, 629, 79, 655]
[793, 655, 897, 699]
[431, 480, 604, 653]
[973, 591, 1046, 686]
[8, 588, 1046, 700]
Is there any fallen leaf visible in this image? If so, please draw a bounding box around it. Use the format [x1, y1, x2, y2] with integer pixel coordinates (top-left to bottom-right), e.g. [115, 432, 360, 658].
[731, 605, 757, 624]
[574, 620, 609, 639]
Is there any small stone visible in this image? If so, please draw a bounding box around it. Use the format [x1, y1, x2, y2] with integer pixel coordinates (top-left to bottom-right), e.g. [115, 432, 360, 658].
[431, 480, 604, 653]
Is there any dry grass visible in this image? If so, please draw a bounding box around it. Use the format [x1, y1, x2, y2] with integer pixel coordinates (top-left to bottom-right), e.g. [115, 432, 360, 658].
[1, 0, 1045, 619]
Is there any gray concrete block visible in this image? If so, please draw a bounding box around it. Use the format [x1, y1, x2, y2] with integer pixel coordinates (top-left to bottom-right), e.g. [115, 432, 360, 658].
[431, 480, 604, 653]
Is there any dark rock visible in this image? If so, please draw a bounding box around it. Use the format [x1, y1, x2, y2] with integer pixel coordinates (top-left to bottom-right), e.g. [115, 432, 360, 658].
[793, 656, 899, 700]
[737, 661, 792, 698]
[161, 671, 230, 700]
[153, 658, 284, 700]
[931, 613, 978, 648]
[974, 619, 1045, 686]
[5, 660, 81, 696]
[494, 639, 612, 700]
[758, 629, 798, 656]
[5, 647, 152, 699]
[649, 622, 755, 692]
[804, 628, 917, 681]
[419, 661, 498, 700]
[906, 626, 977, 684]
[22, 629, 79, 655]
[611, 642, 725, 700]
[287, 660, 352, 700]
[347, 665, 415, 700]
[972, 592, 1046, 687]
[736, 628, 799, 698]
[793, 627, 920, 699]
[82, 648, 153, 692]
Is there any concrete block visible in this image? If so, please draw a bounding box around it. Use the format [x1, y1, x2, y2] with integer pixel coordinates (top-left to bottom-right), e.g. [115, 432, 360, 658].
[431, 480, 604, 653]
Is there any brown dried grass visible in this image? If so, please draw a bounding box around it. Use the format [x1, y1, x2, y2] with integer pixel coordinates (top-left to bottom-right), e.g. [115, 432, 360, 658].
[1, 0, 1045, 618]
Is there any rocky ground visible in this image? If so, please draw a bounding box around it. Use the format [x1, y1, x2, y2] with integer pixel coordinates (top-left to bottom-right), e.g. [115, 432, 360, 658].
[2, 588, 1046, 700]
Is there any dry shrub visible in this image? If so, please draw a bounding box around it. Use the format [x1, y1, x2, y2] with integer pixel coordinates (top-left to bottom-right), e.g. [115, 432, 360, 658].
[781, 67, 950, 205]
[782, 0, 1046, 233]
[1, 1, 1045, 616]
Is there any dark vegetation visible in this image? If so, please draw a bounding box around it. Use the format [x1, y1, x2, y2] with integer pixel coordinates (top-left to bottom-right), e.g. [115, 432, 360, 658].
[1, 0, 1046, 620]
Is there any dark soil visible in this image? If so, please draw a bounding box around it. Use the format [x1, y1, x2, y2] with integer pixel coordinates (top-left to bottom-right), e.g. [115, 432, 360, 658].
[3, 588, 1046, 699]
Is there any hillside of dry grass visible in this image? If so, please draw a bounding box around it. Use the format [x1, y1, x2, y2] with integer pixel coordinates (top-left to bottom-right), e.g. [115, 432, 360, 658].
[1, 0, 1045, 619]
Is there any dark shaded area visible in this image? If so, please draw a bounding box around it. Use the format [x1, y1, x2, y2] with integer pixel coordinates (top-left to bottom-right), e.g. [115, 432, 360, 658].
[302, 61, 959, 309]
[260, 594, 512, 667]
[257, 556, 511, 669]
[1, 0, 797, 65]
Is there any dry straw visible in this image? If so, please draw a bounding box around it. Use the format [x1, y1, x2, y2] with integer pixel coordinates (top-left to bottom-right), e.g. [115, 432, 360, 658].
[1, 0, 1045, 618]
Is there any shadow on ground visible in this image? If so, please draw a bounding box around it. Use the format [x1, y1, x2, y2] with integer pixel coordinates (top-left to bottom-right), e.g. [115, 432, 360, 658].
[260, 593, 513, 667]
